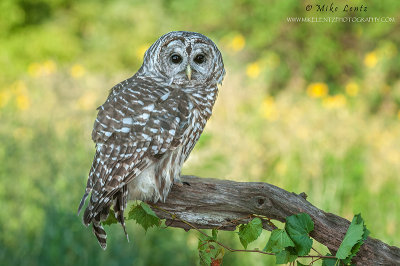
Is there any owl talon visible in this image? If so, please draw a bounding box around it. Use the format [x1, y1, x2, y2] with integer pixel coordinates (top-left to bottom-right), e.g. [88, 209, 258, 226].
[174, 180, 184, 187]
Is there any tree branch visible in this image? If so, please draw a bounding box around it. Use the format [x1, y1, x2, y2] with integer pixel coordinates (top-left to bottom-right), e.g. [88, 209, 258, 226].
[151, 175, 400, 265]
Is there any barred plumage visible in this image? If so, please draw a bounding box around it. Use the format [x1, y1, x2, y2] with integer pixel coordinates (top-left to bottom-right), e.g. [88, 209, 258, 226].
[78, 31, 225, 249]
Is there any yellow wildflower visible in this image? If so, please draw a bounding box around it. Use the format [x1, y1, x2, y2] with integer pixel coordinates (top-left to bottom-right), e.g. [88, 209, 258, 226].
[28, 63, 41, 77]
[77, 91, 97, 110]
[322, 94, 346, 109]
[364, 52, 378, 68]
[307, 83, 328, 98]
[230, 34, 245, 52]
[70, 64, 86, 79]
[16, 94, 30, 111]
[136, 44, 150, 60]
[345, 82, 359, 97]
[27, 60, 56, 77]
[12, 80, 27, 94]
[246, 62, 260, 79]
[261, 96, 278, 121]
[42, 60, 57, 75]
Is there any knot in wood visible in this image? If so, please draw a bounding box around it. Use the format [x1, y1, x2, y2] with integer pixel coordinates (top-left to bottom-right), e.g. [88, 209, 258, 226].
[255, 196, 270, 209]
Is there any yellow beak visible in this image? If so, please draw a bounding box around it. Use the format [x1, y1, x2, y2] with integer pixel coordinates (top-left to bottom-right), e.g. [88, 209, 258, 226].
[186, 65, 192, 81]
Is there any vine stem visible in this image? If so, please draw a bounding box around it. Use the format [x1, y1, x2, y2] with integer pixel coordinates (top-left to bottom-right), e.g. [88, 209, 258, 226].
[150, 204, 337, 260]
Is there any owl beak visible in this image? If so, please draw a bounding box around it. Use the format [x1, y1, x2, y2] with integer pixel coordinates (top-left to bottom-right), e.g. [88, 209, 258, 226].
[186, 65, 192, 81]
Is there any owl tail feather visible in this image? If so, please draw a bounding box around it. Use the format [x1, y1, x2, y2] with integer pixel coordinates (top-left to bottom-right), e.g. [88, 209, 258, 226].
[77, 190, 90, 215]
[114, 187, 129, 242]
[92, 221, 107, 250]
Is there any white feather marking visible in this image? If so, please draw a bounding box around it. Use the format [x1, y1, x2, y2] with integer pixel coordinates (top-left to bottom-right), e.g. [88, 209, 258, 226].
[120, 127, 130, 133]
[140, 113, 150, 120]
[122, 117, 133, 125]
[160, 92, 170, 101]
[143, 104, 154, 112]
[141, 133, 151, 141]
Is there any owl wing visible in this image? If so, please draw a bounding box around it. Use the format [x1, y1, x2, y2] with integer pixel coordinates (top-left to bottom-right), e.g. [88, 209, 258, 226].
[79, 80, 193, 239]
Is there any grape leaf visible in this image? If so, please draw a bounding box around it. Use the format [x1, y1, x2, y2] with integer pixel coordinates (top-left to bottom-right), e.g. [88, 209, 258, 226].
[336, 214, 369, 263]
[128, 202, 160, 231]
[285, 213, 314, 256]
[264, 229, 295, 253]
[237, 218, 263, 249]
[322, 254, 341, 266]
[198, 231, 225, 266]
[102, 209, 118, 226]
[275, 249, 298, 264]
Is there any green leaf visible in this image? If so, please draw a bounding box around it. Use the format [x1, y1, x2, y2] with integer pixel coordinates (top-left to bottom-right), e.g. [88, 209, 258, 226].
[102, 209, 118, 226]
[139, 202, 159, 218]
[336, 214, 369, 263]
[237, 218, 263, 249]
[264, 229, 295, 253]
[127, 202, 160, 232]
[198, 232, 224, 266]
[322, 254, 340, 266]
[211, 229, 218, 240]
[296, 261, 308, 266]
[275, 249, 298, 264]
[285, 213, 314, 256]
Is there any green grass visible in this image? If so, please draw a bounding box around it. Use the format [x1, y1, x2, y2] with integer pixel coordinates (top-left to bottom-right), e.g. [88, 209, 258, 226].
[1, 0, 399, 265]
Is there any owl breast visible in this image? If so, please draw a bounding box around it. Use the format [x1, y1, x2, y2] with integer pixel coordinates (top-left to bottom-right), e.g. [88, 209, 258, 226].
[127, 107, 204, 202]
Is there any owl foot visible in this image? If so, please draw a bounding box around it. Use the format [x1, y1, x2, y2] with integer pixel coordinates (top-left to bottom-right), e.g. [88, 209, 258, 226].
[174, 179, 191, 187]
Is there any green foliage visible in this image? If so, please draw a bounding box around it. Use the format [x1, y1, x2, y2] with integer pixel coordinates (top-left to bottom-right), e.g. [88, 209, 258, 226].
[275, 249, 298, 264]
[285, 213, 314, 256]
[322, 255, 342, 266]
[237, 218, 263, 249]
[102, 209, 118, 226]
[335, 214, 370, 264]
[128, 202, 160, 232]
[198, 230, 225, 266]
[0, 0, 398, 265]
[264, 229, 294, 253]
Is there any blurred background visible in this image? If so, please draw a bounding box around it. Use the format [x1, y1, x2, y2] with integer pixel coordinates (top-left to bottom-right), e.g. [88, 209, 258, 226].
[1, 0, 399, 265]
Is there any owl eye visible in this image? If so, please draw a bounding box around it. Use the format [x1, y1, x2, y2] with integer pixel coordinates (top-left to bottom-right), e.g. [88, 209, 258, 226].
[194, 54, 205, 64]
[171, 54, 182, 64]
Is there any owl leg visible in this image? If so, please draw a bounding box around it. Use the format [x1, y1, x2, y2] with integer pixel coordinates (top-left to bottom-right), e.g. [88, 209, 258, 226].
[113, 185, 129, 242]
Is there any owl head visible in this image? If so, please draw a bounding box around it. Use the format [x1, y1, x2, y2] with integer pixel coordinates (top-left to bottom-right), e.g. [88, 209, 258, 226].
[139, 31, 225, 86]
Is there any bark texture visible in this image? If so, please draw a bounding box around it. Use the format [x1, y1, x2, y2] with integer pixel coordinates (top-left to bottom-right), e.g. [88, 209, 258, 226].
[151, 175, 400, 265]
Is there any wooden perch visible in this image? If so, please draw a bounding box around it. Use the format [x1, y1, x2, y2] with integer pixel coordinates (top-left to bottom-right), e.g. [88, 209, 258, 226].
[151, 175, 400, 265]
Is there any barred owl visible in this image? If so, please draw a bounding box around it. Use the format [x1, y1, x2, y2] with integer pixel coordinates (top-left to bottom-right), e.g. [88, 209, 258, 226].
[77, 31, 225, 249]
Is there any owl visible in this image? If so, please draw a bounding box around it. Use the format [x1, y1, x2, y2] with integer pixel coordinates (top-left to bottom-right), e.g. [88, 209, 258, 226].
[77, 31, 225, 249]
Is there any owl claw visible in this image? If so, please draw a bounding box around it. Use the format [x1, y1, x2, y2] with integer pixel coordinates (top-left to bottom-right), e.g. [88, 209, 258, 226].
[174, 180, 190, 187]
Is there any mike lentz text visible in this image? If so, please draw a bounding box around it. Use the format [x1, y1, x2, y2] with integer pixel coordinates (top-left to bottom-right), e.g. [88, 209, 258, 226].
[313, 3, 367, 13]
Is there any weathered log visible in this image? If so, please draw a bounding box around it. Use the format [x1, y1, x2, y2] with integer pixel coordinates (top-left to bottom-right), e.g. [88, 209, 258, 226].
[151, 175, 400, 265]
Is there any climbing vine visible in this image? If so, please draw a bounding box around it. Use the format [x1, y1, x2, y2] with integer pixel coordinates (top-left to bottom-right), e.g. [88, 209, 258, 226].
[103, 202, 369, 265]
